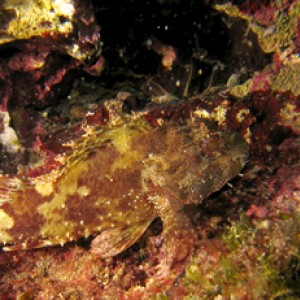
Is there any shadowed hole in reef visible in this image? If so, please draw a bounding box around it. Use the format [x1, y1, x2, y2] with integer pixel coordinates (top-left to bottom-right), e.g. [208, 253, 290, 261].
[91, 0, 271, 98]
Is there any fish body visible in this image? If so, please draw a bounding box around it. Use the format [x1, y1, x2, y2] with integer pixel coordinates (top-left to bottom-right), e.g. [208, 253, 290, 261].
[0, 114, 248, 273]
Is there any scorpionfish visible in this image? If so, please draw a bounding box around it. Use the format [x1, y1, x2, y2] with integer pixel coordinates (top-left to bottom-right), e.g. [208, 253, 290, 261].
[0, 108, 248, 279]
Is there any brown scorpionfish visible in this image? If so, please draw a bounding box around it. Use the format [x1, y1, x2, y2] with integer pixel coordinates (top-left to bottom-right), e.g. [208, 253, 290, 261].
[0, 105, 248, 284]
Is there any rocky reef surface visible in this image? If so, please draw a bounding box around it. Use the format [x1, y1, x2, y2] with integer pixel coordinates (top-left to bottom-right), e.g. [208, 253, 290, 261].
[0, 0, 299, 299]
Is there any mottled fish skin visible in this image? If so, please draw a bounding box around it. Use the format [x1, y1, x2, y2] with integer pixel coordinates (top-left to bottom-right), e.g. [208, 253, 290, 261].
[0, 116, 248, 274]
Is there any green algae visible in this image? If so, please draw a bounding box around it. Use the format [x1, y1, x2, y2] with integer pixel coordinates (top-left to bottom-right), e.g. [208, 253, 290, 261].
[176, 211, 300, 299]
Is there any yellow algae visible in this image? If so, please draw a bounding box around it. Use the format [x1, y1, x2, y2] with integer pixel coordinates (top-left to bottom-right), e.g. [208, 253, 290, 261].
[212, 101, 228, 126]
[0, 0, 74, 44]
[271, 60, 300, 95]
[229, 79, 253, 98]
[236, 109, 250, 123]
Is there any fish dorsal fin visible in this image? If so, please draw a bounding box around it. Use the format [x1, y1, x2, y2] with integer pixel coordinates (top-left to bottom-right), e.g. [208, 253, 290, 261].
[0, 171, 59, 204]
[0, 175, 31, 204]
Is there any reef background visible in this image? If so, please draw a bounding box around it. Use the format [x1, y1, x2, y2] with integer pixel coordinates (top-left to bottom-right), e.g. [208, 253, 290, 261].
[0, 0, 300, 299]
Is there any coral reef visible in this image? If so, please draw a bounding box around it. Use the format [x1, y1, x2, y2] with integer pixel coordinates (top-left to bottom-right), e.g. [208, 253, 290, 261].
[0, 0, 300, 299]
[0, 0, 102, 174]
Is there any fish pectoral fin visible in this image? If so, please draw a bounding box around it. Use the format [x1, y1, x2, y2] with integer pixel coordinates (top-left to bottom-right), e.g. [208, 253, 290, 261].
[158, 210, 196, 278]
[91, 220, 153, 257]
[149, 194, 196, 280]
[142, 194, 197, 293]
